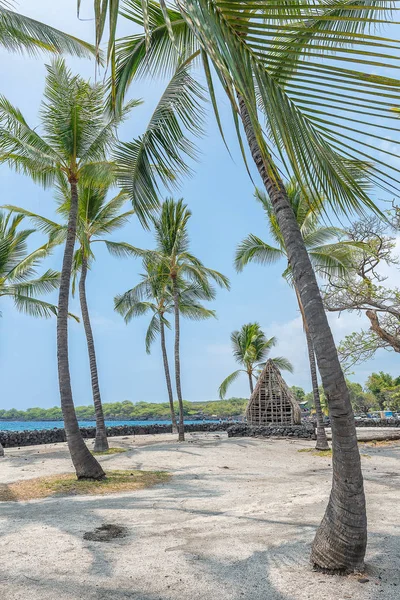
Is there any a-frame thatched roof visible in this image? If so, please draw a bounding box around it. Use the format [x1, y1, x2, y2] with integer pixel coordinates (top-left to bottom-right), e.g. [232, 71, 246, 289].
[245, 359, 301, 426]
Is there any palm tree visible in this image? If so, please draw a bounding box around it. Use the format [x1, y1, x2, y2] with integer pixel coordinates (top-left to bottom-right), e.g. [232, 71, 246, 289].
[0, 0, 95, 56]
[87, 0, 400, 569]
[0, 59, 128, 479]
[6, 184, 136, 452]
[235, 181, 358, 450]
[219, 322, 293, 400]
[125, 199, 230, 441]
[115, 257, 216, 434]
[0, 56, 206, 476]
[0, 210, 64, 456]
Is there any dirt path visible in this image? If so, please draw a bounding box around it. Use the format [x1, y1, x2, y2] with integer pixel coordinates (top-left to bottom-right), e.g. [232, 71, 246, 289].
[0, 433, 399, 600]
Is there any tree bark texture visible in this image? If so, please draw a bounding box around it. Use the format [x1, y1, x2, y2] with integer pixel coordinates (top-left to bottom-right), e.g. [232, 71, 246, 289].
[57, 179, 105, 479]
[172, 277, 185, 441]
[296, 289, 330, 451]
[79, 254, 109, 452]
[248, 371, 254, 395]
[305, 329, 330, 451]
[160, 316, 178, 434]
[238, 94, 366, 572]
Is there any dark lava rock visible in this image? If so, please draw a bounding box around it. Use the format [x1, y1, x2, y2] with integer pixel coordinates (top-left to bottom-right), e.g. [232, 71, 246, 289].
[83, 524, 128, 542]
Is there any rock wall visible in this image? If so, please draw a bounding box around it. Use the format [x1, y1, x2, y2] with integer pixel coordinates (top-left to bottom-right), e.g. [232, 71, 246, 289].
[353, 419, 400, 427]
[2, 418, 400, 448]
[227, 424, 316, 439]
[0, 422, 231, 448]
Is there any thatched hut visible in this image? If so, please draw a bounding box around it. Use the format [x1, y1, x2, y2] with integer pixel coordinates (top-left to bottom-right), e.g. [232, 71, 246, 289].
[245, 359, 301, 426]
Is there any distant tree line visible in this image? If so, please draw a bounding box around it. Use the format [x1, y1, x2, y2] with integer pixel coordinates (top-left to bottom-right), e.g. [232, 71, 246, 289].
[291, 372, 400, 414]
[0, 398, 248, 422]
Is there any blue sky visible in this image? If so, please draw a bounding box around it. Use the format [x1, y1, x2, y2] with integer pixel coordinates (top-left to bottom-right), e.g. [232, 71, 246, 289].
[1, 1, 399, 410]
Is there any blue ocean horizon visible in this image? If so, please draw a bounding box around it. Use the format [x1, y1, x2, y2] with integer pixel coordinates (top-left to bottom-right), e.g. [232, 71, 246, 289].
[0, 419, 227, 432]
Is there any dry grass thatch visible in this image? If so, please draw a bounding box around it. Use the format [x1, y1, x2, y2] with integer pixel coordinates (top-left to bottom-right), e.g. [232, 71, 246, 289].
[0, 470, 171, 502]
[246, 359, 301, 426]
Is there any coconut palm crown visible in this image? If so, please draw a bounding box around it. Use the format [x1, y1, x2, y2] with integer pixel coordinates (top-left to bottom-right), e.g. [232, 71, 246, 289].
[0, 210, 61, 318]
[219, 322, 293, 399]
[235, 180, 357, 281]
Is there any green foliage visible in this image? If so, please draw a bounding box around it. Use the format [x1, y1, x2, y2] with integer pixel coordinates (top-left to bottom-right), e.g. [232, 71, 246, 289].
[365, 372, 400, 411]
[291, 386, 305, 401]
[0, 210, 61, 318]
[0, 398, 248, 421]
[235, 180, 357, 284]
[0, 4, 96, 57]
[219, 322, 293, 399]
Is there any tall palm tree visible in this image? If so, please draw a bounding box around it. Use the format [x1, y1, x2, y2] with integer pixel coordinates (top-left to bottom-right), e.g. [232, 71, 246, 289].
[0, 0, 95, 56]
[87, 0, 400, 569]
[235, 181, 358, 450]
[0, 58, 205, 475]
[6, 184, 136, 452]
[0, 210, 65, 456]
[125, 199, 230, 441]
[219, 322, 293, 400]
[115, 257, 216, 433]
[0, 59, 130, 479]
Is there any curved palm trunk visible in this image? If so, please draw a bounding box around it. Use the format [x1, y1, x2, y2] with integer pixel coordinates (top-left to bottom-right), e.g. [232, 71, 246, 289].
[57, 179, 105, 479]
[172, 276, 185, 441]
[79, 254, 109, 452]
[0, 442, 4, 457]
[160, 316, 178, 434]
[296, 290, 329, 451]
[238, 95, 366, 572]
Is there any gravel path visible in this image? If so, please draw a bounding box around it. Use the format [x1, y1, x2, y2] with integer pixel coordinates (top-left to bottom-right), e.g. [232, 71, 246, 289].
[0, 433, 399, 600]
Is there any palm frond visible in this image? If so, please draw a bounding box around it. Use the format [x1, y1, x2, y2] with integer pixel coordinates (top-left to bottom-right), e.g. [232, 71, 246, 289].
[235, 235, 284, 272]
[114, 63, 206, 227]
[145, 312, 161, 353]
[218, 369, 244, 400]
[0, 7, 97, 57]
[271, 356, 294, 373]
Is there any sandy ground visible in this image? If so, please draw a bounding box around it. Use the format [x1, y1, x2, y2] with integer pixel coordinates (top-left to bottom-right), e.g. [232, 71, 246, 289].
[0, 432, 399, 600]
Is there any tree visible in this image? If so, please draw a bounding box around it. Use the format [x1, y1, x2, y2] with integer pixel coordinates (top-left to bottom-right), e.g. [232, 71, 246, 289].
[115, 256, 216, 434]
[346, 380, 375, 415]
[88, 0, 400, 571]
[235, 181, 357, 449]
[219, 322, 293, 399]
[0, 210, 62, 457]
[324, 215, 400, 370]
[125, 199, 229, 441]
[0, 54, 203, 475]
[365, 372, 400, 411]
[0, 60, 124, 478]
[6, 184, 137, 452]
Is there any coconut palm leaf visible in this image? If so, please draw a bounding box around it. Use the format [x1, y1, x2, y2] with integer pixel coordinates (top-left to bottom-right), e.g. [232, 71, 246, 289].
[235, 235, 284, 272]
[145, 311, 161, 353]
[218, 369, 244, 400]
[270, 356, 294, 373]
[96, 0, 400, 213]
[114, 63, 206, 226]
[0, 4, 96, 57]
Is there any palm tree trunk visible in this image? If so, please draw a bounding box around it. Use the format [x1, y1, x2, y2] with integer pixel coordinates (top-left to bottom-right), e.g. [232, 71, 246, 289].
[57, 178, 105, 479]
[248, 371, 254, 395]
[172, 276, 185, 441]
[79, 254, 109, 452]
[296, 289, 329, 451]
[238, 94, 366, 572]
[305, 329, 330, 451]
[0, 442, 4, 458]
[160, 315, 178, 434]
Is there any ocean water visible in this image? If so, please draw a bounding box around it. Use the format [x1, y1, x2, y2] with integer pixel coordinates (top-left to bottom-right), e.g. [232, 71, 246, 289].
[0, 419, 223, 432]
